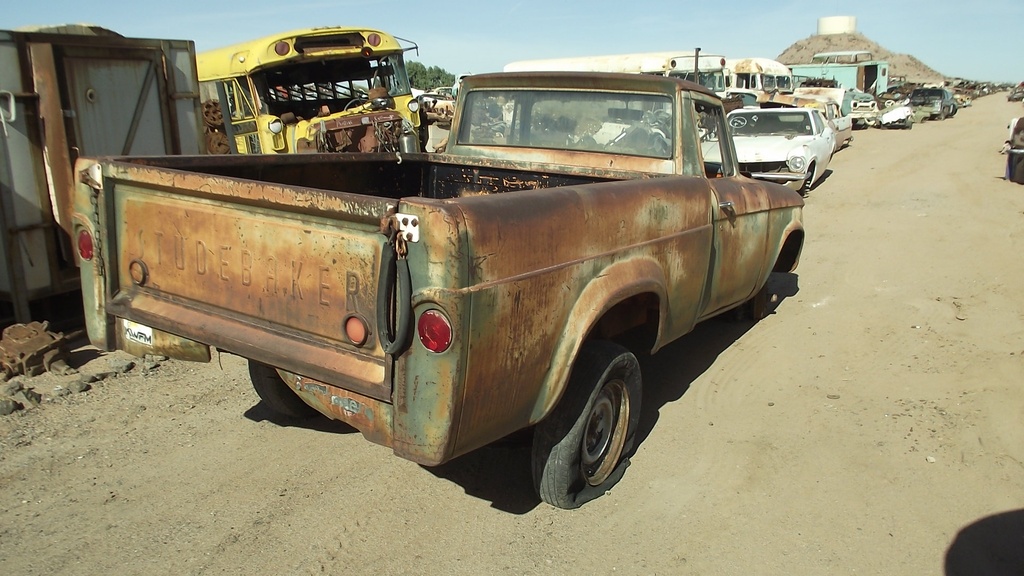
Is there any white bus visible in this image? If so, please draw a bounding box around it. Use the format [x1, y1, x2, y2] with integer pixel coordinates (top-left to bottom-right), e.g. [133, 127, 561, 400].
[504, 51, 730, 95]
[726, 57, 794, 94]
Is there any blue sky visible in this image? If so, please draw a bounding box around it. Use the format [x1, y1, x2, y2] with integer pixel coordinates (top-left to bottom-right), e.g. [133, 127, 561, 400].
[6, 0, 1022, 83]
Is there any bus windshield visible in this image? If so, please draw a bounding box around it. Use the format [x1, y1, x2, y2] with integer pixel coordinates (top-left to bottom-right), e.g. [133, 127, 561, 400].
[252, 54, 412, 119]
[666, 71, 726, 93]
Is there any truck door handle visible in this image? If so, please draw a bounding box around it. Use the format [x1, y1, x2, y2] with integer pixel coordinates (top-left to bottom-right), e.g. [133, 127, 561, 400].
[719, 201, 735, 216]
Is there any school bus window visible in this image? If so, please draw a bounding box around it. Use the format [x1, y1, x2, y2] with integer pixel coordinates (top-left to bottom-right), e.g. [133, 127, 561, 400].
[223, 79, 256, 120]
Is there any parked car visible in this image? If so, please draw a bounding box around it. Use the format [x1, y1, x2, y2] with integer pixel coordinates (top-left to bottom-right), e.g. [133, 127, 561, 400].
[879, 100, 915, 129]
[909, 87, 957, 120]
[1007, 86, 1024, 102]
[760, 89, 853, 153]
[728, 107, 835, 195]
[848, 91, 880, 128]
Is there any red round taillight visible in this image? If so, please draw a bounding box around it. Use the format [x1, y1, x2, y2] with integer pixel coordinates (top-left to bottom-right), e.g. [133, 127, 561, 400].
[417, 310, 452, 353]
[77, 229, 94, 261]
[366, 33, 381, 47]
[344, 315, 369, 347]
[274, 41, 290, 56]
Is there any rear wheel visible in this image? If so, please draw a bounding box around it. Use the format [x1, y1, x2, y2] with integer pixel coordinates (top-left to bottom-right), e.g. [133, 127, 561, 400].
[248, 360, 319, 419]
[532, 341, 642, 509]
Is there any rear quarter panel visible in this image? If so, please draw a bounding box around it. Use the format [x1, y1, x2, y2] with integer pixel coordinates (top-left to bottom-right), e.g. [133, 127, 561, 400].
[414, 176, 717, 458]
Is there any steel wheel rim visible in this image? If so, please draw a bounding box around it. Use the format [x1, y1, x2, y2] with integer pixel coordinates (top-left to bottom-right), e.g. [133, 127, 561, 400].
[581, 378, 629, 486]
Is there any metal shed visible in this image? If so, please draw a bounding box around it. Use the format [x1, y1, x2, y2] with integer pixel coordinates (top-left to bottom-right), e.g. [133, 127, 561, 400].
[0, 25, 202, 328]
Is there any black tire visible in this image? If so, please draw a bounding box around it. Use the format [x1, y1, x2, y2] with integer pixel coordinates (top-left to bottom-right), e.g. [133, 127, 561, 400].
[248, 360, 319, 419]
[799, 161, 816, 196]
[733, 278, 770, 319]
[532, 340, 642, 509]
[734, 281, 770, 321]
[1010, 154, 1024, 185]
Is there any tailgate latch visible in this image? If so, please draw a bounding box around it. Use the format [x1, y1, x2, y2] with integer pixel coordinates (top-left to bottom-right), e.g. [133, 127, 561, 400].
[394, 212, 419, 243]
[79, 162, 103, 191]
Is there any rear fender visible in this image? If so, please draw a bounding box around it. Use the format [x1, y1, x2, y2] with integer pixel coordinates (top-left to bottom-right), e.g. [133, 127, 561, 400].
[769, 212, 804, 275]
[531, 257, 668, 422]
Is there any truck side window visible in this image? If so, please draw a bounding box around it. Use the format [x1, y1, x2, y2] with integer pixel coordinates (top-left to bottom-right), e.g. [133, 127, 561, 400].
[463, 95, 512, 145]
[694, 101, 730, 178]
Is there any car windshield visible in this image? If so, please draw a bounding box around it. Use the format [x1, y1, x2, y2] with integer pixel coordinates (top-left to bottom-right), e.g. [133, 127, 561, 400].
[458, 89, 675, 159]
[728, 111, 814, 137]
[910, 89, 943, 104]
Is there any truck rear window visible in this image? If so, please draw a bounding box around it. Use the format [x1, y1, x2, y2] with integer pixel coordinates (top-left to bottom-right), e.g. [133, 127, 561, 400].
[458, 89, 675, 159]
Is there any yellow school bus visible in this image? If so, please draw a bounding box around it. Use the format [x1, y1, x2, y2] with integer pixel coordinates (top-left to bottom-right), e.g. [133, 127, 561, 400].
[197, 27, 424, 154]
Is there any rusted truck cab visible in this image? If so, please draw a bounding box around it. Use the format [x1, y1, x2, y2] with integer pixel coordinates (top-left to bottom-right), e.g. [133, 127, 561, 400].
[73, 72, 803, 509]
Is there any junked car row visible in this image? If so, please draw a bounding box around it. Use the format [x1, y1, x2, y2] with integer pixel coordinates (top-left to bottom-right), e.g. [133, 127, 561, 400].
[493, 50, 974, 197]
[862, 85, 961, 129]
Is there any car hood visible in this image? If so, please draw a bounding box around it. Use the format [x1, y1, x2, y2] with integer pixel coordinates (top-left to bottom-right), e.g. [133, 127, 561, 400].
[732, 135, 813, 162]
[881, 106, 913, 123]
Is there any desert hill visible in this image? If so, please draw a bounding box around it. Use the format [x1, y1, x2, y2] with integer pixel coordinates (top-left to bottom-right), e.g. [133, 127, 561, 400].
[777, 32, 946, 84]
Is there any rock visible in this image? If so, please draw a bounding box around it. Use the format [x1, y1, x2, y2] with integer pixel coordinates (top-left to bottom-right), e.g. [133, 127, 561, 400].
[926, 456, 937, 463]
[145, 354, 168, 363]
[0, 398, 18, 415]
[67, 380, 91, 394]
[827, 394, 841, 400]
[108, 359, 135, 374]
[49, 359, 79, 376]
[79, 373, 102, 385]
[1, 379, 25, 397]
[12, 388, 42, 407]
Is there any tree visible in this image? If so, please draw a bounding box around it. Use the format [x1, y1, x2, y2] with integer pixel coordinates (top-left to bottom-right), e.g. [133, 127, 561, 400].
[407, 61, 456, 91]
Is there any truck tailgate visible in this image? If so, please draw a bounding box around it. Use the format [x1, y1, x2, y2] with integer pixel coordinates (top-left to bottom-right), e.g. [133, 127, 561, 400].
[98, 160, 394, 402]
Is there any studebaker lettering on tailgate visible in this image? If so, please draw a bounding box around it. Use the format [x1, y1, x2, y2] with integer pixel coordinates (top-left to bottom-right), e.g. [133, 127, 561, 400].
[118, 196, 376, 340]
[132, 227, 357, 308]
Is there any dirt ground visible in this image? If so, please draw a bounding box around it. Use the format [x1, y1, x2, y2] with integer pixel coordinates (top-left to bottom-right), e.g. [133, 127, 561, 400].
[2, 95, 1023, 576]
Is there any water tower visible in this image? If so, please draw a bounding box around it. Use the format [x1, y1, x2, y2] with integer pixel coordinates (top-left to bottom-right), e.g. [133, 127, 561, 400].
[817, 16, 857, 35]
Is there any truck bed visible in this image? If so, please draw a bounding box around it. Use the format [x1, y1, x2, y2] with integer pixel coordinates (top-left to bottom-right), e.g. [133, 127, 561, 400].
[112, 151, 627, 201]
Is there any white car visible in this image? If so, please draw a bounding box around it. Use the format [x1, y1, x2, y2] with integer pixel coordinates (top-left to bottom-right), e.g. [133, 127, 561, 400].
[727, 107, 835, 195]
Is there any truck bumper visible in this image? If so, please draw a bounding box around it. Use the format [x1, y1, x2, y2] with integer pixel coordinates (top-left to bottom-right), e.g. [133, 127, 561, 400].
[751, 171, 808, 189]
[278, 371, 397, 451]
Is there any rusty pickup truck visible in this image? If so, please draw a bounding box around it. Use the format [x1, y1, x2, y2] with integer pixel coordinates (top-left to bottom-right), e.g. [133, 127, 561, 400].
[72, 72, 804, 509]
